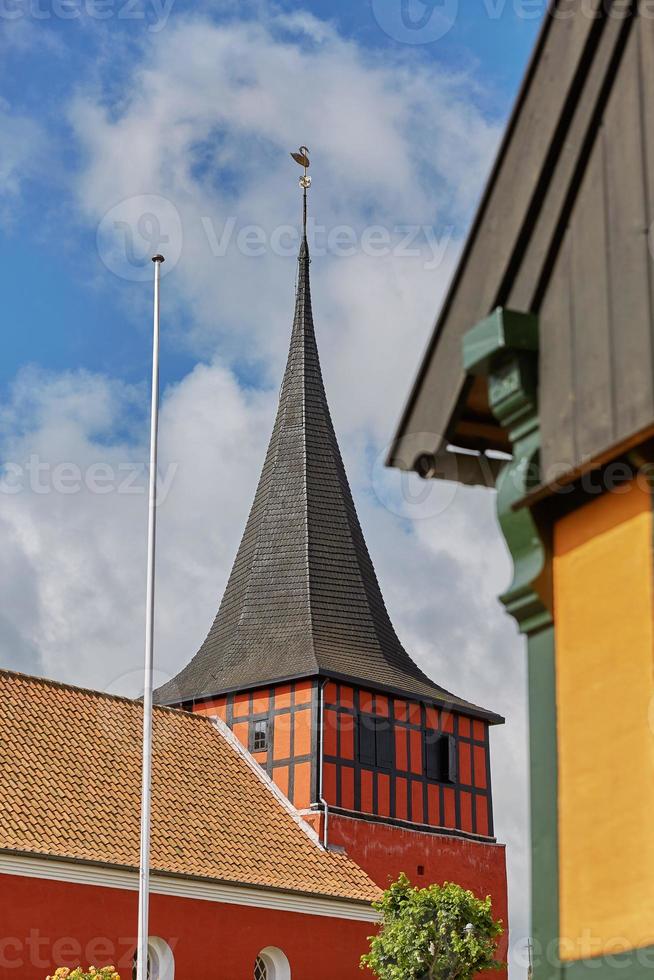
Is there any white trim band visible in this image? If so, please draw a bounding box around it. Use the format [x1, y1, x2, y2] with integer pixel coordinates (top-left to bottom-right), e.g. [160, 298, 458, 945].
[0, 853, 379, 923]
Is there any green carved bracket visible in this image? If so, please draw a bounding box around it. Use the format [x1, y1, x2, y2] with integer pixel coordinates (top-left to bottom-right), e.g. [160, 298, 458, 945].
[463, 308, 551, 635]
[465, 309, 559, 980]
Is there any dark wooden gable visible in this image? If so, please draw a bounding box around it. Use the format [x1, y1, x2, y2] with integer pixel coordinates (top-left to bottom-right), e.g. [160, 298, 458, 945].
[389, 0, 654, 487]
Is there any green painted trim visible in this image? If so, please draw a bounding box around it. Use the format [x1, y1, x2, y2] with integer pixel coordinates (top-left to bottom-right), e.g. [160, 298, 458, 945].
[463, 308, 560, 977]
[495, 442, 550, 633]
[463, 308, 550, 633]
[463, 307, 539, 377]
[529, 625, 560, 980]
[563, 946, 654, 980]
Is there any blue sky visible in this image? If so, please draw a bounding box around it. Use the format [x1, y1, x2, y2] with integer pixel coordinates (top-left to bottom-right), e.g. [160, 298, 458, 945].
[0, 1, 542, 394]
[0, 1, 545, 965]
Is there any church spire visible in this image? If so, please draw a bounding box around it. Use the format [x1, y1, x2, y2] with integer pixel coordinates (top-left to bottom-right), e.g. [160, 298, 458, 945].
[155, 153, 499, 722]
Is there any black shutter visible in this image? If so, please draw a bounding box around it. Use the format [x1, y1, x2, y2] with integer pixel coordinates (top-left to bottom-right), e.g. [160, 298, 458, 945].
[426, 733, 456, 782]
[447, 734, 457, 783]
[358, 713, 376, 766]
[376, 718, 393, 770]
[425, 733, 440, 781]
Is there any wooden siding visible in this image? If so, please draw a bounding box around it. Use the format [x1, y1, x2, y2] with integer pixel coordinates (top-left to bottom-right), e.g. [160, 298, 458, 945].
[535, 15, 654, 479]
[389, 0, 604, 464]
[391, 2, 654, 485]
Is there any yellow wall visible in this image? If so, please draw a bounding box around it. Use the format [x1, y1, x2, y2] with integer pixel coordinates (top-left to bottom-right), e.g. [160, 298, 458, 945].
[554, 480, 654, 960]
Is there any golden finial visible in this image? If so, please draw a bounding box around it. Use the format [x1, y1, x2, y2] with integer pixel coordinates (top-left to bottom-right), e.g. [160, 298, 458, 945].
[291, 146, 311, 184]
[291, 145, 311, 236]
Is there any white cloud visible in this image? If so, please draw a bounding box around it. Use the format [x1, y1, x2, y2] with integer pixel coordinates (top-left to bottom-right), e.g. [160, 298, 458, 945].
[0, 363, 273, 691]
[68, 11, 500, 439]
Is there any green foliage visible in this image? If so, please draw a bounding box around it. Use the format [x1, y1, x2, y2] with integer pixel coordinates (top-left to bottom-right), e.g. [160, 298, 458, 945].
[361, 874, 504, 980]
[46, 968, 120, 979]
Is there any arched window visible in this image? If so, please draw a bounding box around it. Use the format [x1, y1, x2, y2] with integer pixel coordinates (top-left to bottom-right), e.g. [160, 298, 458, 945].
[132, 938, 175, 980]
[253, 947, 291, 980]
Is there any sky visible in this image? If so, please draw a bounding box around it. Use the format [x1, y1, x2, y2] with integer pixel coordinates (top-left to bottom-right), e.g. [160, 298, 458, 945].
[0, 0, 546, 972]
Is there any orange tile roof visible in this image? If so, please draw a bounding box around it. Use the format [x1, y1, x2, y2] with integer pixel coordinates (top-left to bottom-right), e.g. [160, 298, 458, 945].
[0, 670, 379, 905]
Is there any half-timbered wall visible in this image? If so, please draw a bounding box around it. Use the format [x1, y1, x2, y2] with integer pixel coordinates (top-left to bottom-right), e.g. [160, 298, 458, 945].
[322, 682, 493, 838]
[190, 679, 317, 810]
[191, 679, 494, 837]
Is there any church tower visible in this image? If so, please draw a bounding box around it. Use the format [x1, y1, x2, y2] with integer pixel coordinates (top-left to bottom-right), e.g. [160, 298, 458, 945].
[155, 154, 507, 931]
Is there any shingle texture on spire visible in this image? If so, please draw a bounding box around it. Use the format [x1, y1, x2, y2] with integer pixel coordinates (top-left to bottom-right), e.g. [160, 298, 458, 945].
[156, 240, 501, 722]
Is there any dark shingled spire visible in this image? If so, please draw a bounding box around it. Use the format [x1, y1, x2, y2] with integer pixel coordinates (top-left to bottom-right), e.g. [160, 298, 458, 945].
[155, 238, 501, 721]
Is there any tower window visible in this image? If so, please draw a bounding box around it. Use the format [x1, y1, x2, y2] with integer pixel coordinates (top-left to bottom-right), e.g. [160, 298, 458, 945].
[357, 714, 393, 770]
[425, 733, 457, 783]
[251, 719, 269, 753]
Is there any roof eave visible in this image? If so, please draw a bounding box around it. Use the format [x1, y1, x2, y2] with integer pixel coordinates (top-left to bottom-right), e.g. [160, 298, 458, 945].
[386, 7, 555, 473]
[0, 847, 380, 908]
[170, 669, 504, 726]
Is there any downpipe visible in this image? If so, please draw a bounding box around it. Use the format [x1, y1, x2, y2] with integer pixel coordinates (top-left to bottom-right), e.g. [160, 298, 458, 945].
[318, 679, 330, 849]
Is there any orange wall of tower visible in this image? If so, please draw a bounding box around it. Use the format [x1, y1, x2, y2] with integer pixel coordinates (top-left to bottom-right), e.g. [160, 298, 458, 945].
[322, 681, 492, 836]
[554, 479, 654, 959]
[191, 680, 315, 809]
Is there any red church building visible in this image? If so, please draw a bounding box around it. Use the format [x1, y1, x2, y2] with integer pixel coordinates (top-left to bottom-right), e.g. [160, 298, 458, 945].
[0, 224, 508, 979]
[0, 669, 379, 980]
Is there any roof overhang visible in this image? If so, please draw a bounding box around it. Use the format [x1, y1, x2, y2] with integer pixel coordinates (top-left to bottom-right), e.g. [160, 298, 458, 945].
[0, 850, 380, 921]
[179, 669, 505, 725]
[387, 0, 616, 482]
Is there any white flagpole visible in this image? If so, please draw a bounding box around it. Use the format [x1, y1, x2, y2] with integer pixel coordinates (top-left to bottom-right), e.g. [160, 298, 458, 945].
[137, 252, 165, 980]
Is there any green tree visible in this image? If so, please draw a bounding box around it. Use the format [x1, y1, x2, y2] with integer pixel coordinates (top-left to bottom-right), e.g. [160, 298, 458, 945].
[361, 874, 504, 980]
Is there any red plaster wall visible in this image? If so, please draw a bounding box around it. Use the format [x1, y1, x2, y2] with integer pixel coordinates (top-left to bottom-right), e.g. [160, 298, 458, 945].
[0, 873, 374, 980]
[327, 813, 509, 971]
